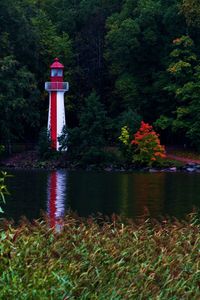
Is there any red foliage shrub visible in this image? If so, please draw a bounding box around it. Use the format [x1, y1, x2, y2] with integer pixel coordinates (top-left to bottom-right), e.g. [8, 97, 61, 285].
[131, 121, 166, 166]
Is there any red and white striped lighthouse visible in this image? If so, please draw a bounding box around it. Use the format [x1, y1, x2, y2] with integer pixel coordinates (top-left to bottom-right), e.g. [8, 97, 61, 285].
[45, 58, 69, 151]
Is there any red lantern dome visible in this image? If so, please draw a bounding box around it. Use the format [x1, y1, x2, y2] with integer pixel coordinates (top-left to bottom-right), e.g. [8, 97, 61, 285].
[50, 58, 64, 82]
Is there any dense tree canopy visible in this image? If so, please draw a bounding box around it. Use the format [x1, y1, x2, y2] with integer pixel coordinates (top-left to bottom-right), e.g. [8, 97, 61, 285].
[1, 0, 200, 149]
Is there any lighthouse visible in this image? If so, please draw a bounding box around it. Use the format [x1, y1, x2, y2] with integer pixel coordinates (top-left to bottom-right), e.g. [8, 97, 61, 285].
[45, 58, 69, 151]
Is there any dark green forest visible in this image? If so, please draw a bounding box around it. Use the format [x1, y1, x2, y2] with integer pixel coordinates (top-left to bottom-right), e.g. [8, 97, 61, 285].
[1, 0, 200, 150]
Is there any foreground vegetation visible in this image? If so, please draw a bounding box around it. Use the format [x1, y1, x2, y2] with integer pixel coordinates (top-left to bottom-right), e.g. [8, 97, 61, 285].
[0, 214, 199, 299]
[0, 172, 9, 213]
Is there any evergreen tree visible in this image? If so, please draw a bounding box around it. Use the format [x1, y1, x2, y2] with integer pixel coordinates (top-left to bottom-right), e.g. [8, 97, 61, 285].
[156, 35, 200, 148]
[67, 91, 109, 164]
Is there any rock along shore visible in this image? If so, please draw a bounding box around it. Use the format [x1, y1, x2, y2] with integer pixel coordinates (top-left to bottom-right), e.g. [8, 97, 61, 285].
[1, 150, 200, 173]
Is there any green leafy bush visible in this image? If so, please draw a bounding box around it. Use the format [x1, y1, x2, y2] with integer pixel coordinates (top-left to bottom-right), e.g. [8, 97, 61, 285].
[118, 125, 133, 163]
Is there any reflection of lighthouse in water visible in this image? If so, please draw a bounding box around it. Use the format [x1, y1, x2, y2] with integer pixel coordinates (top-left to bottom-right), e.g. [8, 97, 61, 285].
[47, 170, 67, 230]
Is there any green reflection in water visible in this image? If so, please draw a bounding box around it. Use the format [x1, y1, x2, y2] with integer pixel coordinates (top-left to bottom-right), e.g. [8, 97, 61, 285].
[69, 171, 200, 219]
[2, 169, 200, 221]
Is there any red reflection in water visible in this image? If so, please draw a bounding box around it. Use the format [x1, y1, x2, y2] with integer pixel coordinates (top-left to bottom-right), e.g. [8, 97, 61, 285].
[132, 173, 165, 217]
[47, 171, 66, 230]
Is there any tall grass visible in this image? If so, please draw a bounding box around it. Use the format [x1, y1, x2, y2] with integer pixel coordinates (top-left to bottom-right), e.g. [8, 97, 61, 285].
[0, 171, 9, 213]
[0, 213, 199, 299]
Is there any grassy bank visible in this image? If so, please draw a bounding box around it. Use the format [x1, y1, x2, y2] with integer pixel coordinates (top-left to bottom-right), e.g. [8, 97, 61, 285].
[0, 214, 199, 299]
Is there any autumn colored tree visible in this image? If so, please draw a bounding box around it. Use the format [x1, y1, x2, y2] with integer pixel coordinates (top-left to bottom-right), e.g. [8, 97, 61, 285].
[131, 121, 166, 167]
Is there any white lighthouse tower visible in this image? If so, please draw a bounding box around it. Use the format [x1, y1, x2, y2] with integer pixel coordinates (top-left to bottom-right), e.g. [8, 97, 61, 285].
[45, 58, 69, 151]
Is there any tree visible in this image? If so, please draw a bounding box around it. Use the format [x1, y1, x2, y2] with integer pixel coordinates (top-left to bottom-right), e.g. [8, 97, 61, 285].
[181, 0, 200, 28]
[114, 108, 141, 137]
[131, 121, 166, 166]
[0, 0, 74, 146]
[104, 0, 183, 122]
[1, 0, 200, 151]
[66, 91, 109, 164]
[0, 56, 40, 150]
[154, 35, 200, 149]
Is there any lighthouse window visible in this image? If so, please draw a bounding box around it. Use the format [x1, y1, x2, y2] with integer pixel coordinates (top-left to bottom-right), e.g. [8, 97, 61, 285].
[51, 69, 63, 77]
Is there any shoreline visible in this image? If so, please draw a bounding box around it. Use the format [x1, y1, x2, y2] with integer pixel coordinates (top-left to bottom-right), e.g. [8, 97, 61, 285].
[1, 150, 200, 173]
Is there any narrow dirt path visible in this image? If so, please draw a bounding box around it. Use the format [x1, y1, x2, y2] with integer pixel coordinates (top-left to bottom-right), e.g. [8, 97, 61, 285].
[166, 154, 200, 164]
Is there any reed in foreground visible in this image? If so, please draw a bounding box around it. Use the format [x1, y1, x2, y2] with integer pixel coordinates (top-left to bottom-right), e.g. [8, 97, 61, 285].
[0, 213, 199, 299]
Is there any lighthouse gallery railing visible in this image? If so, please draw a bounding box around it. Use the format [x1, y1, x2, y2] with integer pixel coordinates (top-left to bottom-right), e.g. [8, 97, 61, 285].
[45, 82, 69, 92]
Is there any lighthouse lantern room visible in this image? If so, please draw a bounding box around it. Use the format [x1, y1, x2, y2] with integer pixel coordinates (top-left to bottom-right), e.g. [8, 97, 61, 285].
[45, 58, 69, 151]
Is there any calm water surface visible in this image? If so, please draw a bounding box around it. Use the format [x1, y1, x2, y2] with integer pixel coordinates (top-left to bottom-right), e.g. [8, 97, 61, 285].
[2, 169, 200, 222]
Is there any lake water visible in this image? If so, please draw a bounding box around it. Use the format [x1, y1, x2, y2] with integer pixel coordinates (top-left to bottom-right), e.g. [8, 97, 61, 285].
[2, 169, 200, 222]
